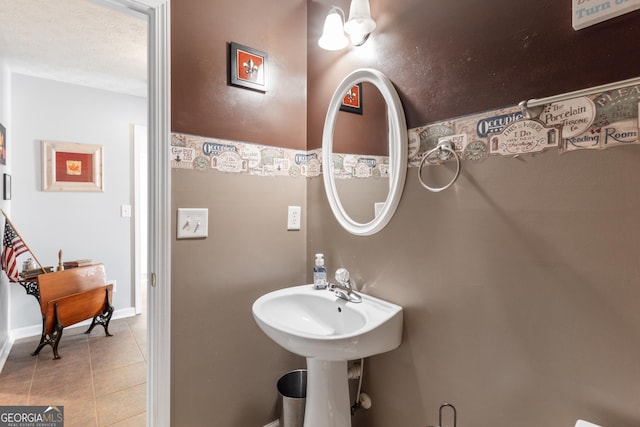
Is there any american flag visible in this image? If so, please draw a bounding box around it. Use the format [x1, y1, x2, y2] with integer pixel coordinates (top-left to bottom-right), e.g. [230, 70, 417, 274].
[1, 221, 28, 282]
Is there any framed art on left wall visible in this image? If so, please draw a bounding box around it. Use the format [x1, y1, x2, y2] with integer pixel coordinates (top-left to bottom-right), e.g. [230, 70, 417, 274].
[42, 141, 104, 192]
[0, 123, 6, 165]
[229, 41, 268, 92]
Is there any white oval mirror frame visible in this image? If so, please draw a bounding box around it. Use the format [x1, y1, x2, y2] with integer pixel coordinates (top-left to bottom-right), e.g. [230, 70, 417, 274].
[322, 68, 408, 236]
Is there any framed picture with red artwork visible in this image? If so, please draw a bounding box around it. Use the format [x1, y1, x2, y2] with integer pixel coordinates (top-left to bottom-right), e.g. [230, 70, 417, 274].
[230, 42, 268, 92]
[42, 141, 104, 192]
[0, 122, 6, 165]
[340, 83, 362, 115]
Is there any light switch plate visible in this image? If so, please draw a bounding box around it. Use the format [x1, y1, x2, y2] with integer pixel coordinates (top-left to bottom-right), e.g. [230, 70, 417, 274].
[177, 208, 209, 239]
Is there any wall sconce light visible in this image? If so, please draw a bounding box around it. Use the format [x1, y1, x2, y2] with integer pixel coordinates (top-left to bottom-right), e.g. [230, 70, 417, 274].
[318, 0, 377, 51]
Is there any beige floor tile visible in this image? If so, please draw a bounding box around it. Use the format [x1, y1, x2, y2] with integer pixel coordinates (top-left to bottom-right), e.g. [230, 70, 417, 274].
[89, 332, 133, 351]
[90, 336, 144, 372]
[63, 398, 99, 427]
[0, 392, 29, 405]
[29, 367, 94, 405]
[132, 339, 145, 359]
[126, 313, 146, 328]
[0, 352, 36, 405]
[1, 313, 146, 425]
[96, 384, 146, 426]
[103, 411, 146, 427]
[93, 361, 146, 398]
[0, 380, 31, 405]
[0, 388, 29, 406]
[35, 342, 91, 370]
[89, 318, 130, 336]
[8, 339, 41, 359]
[127, 319, 147, 361]
[29, 342, 93, 406]
[0, 355, 36, 379]
[34, 347, 91, 379]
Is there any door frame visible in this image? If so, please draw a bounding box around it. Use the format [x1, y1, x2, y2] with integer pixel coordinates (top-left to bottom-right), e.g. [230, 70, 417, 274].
[97, 1, 172, 426]
[133, 124, 147, 315]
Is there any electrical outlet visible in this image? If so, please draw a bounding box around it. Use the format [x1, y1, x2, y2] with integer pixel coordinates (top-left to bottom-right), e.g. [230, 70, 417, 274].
[177, 208, 209, 239]
[287, 205, 301, 231]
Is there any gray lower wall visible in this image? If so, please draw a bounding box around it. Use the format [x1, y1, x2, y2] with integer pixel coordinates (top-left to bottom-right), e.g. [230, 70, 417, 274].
[168, 1, 640, 425]
[171, 169, 307, 426]
[308, 146, 640, 427]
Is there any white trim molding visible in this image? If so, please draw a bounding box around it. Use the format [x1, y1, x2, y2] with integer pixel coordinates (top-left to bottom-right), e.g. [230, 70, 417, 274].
[145, 2, 172, 427]
[98, 1, 172, 426]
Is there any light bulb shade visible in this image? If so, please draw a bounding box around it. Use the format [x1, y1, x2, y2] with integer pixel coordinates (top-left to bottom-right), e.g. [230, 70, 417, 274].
[318, 9, 349, 50]
[344, 0, 376, 36]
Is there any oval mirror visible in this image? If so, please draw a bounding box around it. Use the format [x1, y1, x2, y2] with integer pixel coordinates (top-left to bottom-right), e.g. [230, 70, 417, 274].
[322, 68, 408, 236]
[333, 81, 388, 225]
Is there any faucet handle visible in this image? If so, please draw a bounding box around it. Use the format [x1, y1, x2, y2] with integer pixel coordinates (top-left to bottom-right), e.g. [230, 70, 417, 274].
[335, 268, 350, 285]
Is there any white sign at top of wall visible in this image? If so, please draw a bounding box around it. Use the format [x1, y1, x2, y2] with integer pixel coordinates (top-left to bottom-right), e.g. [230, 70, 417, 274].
[572, 0, 640, 30]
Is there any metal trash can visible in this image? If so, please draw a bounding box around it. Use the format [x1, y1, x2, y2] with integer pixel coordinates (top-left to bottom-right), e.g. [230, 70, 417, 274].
[277, 369, 307, 427]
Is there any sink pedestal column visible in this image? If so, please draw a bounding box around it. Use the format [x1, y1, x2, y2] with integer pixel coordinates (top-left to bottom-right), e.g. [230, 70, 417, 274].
[304, 359, 352, 427]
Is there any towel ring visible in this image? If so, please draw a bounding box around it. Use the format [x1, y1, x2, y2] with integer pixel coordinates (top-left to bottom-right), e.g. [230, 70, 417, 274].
[439, 403, 457, 427]
[426, 403, 457, 427]
[417, 141, 461, 193]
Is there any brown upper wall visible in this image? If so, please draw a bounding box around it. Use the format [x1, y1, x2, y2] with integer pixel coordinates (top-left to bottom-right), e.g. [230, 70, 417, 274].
[308, 0, 640, 150]
[171, 0, 307, 151]
[172, 0, 639, 152]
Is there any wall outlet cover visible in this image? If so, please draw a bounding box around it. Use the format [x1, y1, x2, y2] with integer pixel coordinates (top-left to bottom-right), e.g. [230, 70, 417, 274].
[287, 205, 301, 231]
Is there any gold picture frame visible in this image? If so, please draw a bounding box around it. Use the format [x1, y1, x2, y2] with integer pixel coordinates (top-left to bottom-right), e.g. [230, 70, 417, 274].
[42, 141, 104, 192]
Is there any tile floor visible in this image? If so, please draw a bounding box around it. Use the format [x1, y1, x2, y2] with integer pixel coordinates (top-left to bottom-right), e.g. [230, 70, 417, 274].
[0, 313, 147, 427]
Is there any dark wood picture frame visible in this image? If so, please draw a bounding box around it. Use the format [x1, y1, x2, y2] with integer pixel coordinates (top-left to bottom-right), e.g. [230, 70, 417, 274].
[340, 83, 363, 115]
[230, 42, 268, 92]
[3, 173, 11, 200]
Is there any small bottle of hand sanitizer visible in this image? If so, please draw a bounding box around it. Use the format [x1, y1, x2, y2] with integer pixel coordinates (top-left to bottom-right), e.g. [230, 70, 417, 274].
[313, 253, 327, 289]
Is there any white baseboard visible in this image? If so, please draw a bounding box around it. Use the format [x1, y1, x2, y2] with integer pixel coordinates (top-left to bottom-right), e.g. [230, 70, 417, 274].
[262, 421, 279, 427]
[9, 307, 137, 341]
[0, 336, 14, 373]
[9, 324, 41, 341]
[112, 307, 137, 321]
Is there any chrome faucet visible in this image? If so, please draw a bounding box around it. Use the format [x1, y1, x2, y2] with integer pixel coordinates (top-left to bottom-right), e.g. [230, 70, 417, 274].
[329, 268, 362, 303]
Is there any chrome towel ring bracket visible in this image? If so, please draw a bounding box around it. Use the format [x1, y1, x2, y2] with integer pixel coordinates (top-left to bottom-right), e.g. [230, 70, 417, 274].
[418, 140, 461, 193]
[426, 403, 457, 427]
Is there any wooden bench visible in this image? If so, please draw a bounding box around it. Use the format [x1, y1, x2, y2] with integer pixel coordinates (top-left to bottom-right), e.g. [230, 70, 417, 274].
[32, 264, 114, 359]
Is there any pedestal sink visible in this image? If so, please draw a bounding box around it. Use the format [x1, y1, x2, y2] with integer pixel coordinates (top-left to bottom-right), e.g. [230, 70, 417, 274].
[252, 285, 403, 427]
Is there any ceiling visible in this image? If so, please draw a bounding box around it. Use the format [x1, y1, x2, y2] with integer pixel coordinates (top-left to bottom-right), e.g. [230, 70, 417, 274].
[0, 0, 148, 97]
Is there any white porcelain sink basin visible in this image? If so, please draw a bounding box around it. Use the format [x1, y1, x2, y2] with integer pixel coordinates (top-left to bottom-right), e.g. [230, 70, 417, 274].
[252, 285, 403, 361]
